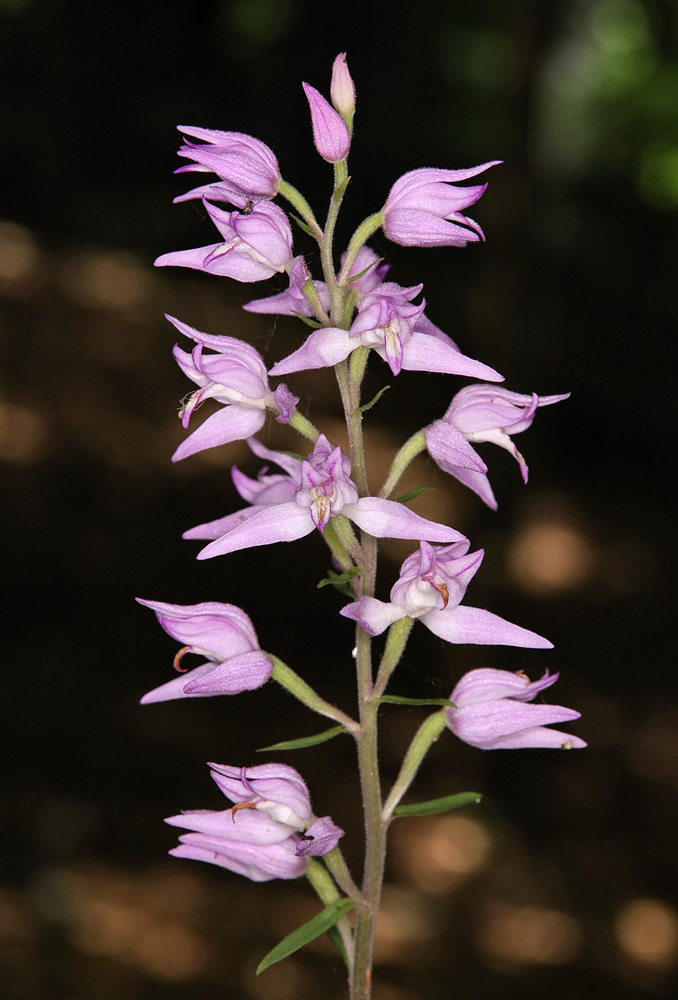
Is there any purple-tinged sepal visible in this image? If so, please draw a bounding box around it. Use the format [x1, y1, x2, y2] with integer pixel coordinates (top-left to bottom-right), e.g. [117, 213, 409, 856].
[446, 668, 587, 750]
[295, 816, 345, 857]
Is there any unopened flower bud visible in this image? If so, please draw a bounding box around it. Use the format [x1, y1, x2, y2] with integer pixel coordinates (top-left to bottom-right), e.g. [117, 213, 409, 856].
[330, 53, 355, 117]
[302, 82, 350, 163]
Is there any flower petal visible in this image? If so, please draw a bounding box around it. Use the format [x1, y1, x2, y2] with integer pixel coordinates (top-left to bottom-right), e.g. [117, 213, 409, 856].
[170, 833, 306, 880]
[447, 699, 584, 749]
[422, 605, 553, 647]
[401, 331, 503, 381]
[165, 807, 294, 843]
[172, 405, 266, 462]
[182, 650, 273, 695]
[345, 498, 466, 543]
[339, 597, 407, 636]
[451, 668, 559, 706]
[295, 816, 345, 856]
[269, 328, 354, 376]
[196, 503, 314, 559]
[425, 421, 488, 474]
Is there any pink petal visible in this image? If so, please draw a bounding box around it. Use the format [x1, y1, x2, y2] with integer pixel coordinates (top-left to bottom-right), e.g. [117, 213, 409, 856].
[402, 332, 503, 381]
[345, 498, 466, 542]
[196, 503, 314, 559]
[269, 328, 354, 376]
[339, 597, 406, 636]
[422, 605, 553, 647]
[172, 405, 266, 462]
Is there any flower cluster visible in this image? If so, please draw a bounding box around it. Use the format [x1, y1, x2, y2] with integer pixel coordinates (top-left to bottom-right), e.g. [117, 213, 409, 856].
[142, 52, 584, 990]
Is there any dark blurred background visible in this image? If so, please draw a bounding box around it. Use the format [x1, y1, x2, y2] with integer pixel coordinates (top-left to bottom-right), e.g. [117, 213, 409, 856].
[1, 0, 677, 998]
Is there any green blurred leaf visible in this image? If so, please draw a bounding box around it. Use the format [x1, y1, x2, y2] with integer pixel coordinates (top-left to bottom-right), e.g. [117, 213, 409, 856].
[395, 486, 433, 504]
[256, 898, 354, 975]
[378, 695, 456, 708]
[393, 792, 482, 818]
[345, 257, 384, 284]
[290, 213, 315, 237]
[256, 725, 347, 752]
[317, 567, 360, 590]
[326, 924, 349, 967]
[291, 310, 322, 329]
[336, 176, 350, 199]
[359, 385, 390, 414]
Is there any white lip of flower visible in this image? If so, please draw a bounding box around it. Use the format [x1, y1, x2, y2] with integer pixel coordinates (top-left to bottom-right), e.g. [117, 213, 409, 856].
[195, 383, 269, 409]
[359, 317, 401, 350]
[295, 481, 345, 518]
[310, 491, 333, 525]
[465, 426, 512, 448]
[207, 238, 286, 272]
[255, 799, 308, 829]
[400, 576, 449, 617]
[230, 796, 308, 830]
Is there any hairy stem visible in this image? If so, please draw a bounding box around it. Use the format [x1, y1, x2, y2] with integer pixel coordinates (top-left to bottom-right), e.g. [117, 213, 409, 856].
[306, 858, 355, 971]
[379, 429, 427, 499]
[270, 657, 360, 732]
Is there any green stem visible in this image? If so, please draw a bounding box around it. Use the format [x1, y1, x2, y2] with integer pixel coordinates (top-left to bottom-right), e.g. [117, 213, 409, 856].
[381, 710, 447, 823]
[324, 846, 364, 907]
[329, 514, 363, 567]
[306, 858, 355, 970]
[321, 159, 350, 323]
[322, 519, 356, 573]
[337, 212, 384, 287]
[373, 618, 414, 698]
[379, 429, 427, 499]
[351, 621, 386, 1000]
[278, 179, 323, 239]
[270, 657, 360, 733]
[287, 409, 320, 444]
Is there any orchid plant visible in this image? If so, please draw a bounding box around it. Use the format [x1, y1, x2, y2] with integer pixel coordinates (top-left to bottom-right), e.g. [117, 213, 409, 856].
[141, 53, 585, 1000]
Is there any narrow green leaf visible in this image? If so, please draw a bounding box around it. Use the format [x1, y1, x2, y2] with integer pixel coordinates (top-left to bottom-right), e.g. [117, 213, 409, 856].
[359, 385, 390, 414]
[290, 310, 322, 329]
[395, 486, 434, 505]
[317, 567, 361, 589]
[335, 176, 350, 199]
[256, 898, 354, 975]
[326, 924, 349, 967]
[345, 257, 384, 284]
[378, 695, 456, 708]
[257, 725, 347, 752]
[290, 213, 315, 237]
[393, 791, 482, 818]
